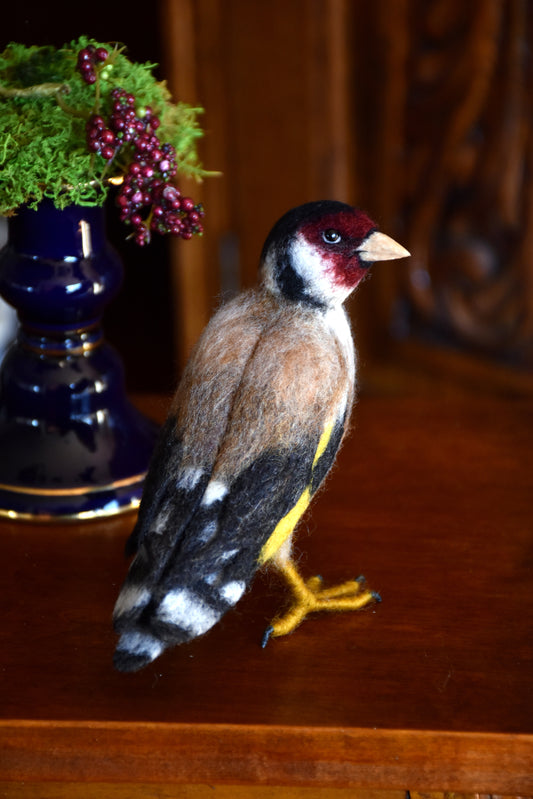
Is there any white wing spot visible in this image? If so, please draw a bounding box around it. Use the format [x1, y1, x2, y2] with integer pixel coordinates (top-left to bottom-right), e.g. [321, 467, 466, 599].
[153, 507, 171, 534]
[219, 547, 239, 562]
[113, 585, 151, 618]
[201, 479, 229, 506]
[177, 467, 204, 491]
[157, 588, 219, 636]
[198, 520, 218, 543]
[116, 631, 163, 660]
[220, 580, 245, 604]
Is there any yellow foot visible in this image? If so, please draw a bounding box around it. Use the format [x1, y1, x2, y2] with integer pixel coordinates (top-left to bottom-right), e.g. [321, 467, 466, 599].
[262, 560, 380, 647]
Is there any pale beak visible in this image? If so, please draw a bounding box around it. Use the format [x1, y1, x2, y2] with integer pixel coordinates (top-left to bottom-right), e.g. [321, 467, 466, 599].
[357, 231, 410, 263]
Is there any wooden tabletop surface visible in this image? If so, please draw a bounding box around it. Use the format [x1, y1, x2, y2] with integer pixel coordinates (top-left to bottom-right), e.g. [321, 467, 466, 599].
[1, 393, 532, 793]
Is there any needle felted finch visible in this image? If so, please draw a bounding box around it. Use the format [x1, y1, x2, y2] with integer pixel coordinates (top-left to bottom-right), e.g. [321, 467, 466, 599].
[113, 200, 409, 672]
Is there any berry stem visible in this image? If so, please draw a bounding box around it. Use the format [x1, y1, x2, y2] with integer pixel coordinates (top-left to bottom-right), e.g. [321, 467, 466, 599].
[54, 91, 90, 119]
[0, 82, 69, 98]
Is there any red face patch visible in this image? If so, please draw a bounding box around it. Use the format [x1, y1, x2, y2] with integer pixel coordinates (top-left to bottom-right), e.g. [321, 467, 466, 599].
[300, 209, 378, 289]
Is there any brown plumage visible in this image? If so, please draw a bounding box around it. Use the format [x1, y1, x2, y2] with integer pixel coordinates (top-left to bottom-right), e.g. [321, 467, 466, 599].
[172, 290, 353, 485]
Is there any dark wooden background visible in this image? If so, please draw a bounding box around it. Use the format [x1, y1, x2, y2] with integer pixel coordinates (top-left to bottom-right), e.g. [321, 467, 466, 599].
[161, 0, 533, 398]
[4, 0, 532, 394]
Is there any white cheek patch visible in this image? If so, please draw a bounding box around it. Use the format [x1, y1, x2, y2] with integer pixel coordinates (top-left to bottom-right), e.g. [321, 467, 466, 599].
[201, 479, 229, 506]
[114, 585, 152, 618]
[157, 588, 219, 635]
[292, 233, 353, 304]
[291, 235, 331, 295]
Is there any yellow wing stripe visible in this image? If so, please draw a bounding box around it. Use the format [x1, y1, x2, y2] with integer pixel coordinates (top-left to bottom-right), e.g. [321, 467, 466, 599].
[312, 418, 335, 468]
[258, 418, 336, 565]
[258, 487, 311, 565]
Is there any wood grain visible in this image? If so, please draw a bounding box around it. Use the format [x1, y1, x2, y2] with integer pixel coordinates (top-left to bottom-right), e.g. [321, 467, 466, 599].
[0, 788, 528, 799]
[0, 784, 407, 799]
[0, 395, 531, 793]
[159, 0, 357, 369]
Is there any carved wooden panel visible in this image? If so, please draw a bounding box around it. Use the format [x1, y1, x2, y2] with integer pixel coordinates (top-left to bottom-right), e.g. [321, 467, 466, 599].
[161, 0, 533, 377]
[354, 0, 533, 368]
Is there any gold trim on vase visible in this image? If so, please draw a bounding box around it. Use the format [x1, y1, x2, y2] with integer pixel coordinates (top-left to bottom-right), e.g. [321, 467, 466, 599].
[0, 472, 147, 497]
[21, 321, 103, 357]
[0, 497, 140, 523]
[21, 338, 103, 357]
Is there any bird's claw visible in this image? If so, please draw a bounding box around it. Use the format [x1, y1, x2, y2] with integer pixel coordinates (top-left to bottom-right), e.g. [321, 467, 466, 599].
[263, 568, 379, 644]
[261, 625, 274, 649]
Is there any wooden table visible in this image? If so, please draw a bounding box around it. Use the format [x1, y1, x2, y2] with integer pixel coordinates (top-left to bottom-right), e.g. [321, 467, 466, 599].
[1, 393, 532, 798]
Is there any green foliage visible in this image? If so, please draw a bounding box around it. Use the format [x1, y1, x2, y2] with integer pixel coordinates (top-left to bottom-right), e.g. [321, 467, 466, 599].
[0, 36, 207, 215]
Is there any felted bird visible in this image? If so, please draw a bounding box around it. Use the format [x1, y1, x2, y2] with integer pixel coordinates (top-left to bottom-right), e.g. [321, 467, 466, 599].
[113, 200, 409, 672]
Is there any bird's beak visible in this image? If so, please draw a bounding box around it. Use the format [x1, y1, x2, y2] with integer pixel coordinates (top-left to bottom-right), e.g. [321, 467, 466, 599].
[357, 231, 410, 263]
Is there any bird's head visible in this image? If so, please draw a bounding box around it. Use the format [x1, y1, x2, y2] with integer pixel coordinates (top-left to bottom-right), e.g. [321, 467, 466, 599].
[260, 200, 410, 308]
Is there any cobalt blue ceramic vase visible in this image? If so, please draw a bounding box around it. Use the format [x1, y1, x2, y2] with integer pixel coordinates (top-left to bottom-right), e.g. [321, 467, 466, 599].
[0, 200, 158, 520]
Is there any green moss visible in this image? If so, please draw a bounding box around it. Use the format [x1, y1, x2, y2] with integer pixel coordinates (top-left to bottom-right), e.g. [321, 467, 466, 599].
[0, 36, 207, 215]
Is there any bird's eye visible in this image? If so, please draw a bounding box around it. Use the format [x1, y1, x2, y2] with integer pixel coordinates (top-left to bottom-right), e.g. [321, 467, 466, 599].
[322, 229, 342, 244]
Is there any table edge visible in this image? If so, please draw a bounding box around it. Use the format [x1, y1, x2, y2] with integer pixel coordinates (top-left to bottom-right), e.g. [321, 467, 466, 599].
[1, 720, 532, 793]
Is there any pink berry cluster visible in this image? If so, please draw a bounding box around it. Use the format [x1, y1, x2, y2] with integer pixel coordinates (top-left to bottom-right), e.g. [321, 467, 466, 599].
[77, 50, 204, 246]
[76, 45, 109, 85]
[85, 114, 116, 161]
[119, 180, 203, 246]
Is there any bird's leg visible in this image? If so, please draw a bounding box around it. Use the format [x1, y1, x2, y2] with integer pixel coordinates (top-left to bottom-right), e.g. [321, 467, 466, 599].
[262, 557, 379, 645]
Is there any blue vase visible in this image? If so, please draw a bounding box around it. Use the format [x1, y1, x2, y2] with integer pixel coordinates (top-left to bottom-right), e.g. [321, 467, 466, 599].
[0, 200, 158, 520]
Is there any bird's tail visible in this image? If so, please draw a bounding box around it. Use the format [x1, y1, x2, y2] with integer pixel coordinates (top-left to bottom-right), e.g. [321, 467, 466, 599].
[113, 554, 249, 672]
[113, 627, 167, 673]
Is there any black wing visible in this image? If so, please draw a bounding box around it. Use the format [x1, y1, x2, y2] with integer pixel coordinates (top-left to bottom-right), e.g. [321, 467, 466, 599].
[113, 414, 346, 673]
